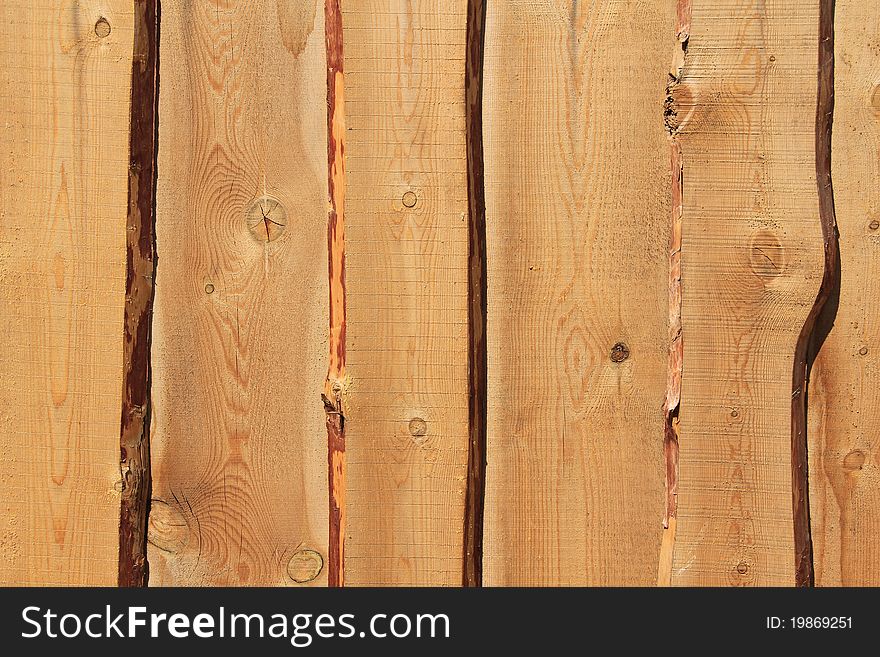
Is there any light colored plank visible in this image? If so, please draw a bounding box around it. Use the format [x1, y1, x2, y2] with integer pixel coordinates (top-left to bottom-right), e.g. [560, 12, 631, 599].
[483, 0, 672, 585]
[342, 0, 470, 586]
[148, 0, 329, 586]
[808, 0, 880, 586]
[0, 0, 132, 585]
[671, 0, 824, 585]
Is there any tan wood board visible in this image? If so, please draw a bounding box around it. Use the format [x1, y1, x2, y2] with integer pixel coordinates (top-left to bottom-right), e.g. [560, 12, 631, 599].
[808, 0, 880, 586]
[482, 0, 672, 585]
[148, 0, 329, 586]
[671, 0, 825, 585]
[0, 0, 133, 585]
[341, 0, 470, 586]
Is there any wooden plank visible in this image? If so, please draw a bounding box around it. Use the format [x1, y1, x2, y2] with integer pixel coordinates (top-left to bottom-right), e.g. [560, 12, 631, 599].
[482, 0, 672, 585]
[341, 0, 470, 586]
[0, 0, 133, 585]
[809, 0, 880, 586]
[148, 0, 329, 586]
[670, 0, 825, 585]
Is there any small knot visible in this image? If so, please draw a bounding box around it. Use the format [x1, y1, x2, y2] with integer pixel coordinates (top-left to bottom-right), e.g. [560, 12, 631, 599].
[409, 417, 428, 439]
[95, 17, 111, 38]
[610, 343, 630, 363]
[402, 191, 418, 208]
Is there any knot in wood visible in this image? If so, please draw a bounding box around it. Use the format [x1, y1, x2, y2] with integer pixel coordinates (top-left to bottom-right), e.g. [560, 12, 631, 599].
[402, 190, 418, 208]
[408, 417, 428, 438]
[95, 17, 111, 38]
[147, 499, 189, 553]
[610, 342, 630, 363]
[246, 196, 287, 242]
[287, 549, 324, 583]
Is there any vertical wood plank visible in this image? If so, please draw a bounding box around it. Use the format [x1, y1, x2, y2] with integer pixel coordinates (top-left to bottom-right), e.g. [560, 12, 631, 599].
[671, 0, 825, 585]
[809, 0, 880, 586]
[482, 0, 672, 585]
[148, 0, 329, 586]
[341, 0, 470, 586]
[0, 0, 133, 585]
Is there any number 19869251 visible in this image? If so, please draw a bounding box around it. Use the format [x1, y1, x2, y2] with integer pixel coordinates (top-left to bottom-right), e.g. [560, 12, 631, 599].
[767, 617, 852, 629]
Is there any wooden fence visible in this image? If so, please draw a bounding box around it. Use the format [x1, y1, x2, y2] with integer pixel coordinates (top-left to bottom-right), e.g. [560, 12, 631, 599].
[1, 0, 877, 587]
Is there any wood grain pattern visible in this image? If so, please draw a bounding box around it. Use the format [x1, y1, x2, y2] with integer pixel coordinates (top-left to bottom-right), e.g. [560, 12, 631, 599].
[148, 0, 329, 586]
[671, 0, 825, 586]
[483, 0, 672, 585]
[0, 0, 133, 585]
[342, 0, 470, 586]
[809, 0, 880, 586]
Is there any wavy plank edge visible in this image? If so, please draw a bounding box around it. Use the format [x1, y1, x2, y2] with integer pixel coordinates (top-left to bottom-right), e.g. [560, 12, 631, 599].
[790, 0, 841, 588]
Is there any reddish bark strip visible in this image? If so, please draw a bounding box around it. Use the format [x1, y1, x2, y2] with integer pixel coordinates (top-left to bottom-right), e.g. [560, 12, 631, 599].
[791, 0, 839, 588]
[119, 0, 160, 587]
[324, 0, 346, 589]
[658, 0, 689, 587]
[463, 0, 487, 588]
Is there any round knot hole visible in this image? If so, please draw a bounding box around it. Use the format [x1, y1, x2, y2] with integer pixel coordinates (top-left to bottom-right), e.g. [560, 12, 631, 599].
[402, 191, 418, 208]
[610, 342, 630, 363]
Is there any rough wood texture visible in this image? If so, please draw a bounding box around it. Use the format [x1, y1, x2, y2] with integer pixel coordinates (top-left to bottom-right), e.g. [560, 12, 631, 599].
[671, 0, 825, 586]
[0, 0, 133, 585]
[789, 0, 838, 588]
[483, 0, 672, 585]
[118, 0, 159, 589]
[809, 0, 880, 586]
[324, 0, 346, 588]
[148, 0, 329, 586]
[342, 0, 470, 586]
[463, 0, 487, 587]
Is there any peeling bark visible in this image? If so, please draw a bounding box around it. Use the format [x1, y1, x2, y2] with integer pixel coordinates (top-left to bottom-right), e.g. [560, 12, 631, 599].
[463, 0, 487, 588]
[664, 0, 690, 137]
[119, 0, 160, 588]
[324, 0, 346, 589]
[790, 0, 840, 588]
[658, 144, 683, 587]
[658, 0, 689, 587]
